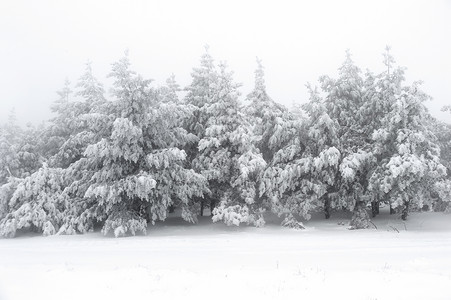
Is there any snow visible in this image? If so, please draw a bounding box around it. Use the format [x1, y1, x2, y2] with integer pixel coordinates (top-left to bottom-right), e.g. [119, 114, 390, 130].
[1, 209, 451, 300]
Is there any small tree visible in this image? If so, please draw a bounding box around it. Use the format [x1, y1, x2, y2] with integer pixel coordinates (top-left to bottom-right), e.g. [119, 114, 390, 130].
[245, 58, 287, 162]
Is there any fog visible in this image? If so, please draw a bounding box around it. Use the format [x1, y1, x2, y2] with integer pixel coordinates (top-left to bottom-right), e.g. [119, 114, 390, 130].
[1, 0, 450, 125]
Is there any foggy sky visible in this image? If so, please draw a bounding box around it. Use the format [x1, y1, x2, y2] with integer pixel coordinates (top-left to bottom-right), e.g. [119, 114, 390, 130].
[1, 0, 450, 126]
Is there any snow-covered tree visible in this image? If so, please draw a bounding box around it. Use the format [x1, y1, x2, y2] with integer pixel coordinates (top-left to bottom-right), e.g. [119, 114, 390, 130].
[317, 51, 377, 228]
[320, 50, 364, 152]
[356, 49, 405, 216]
[245, 58, 287, 162]
[51, 62, 110, 169]
[0, 112, 43, 221]
[0, 110, 21, 184]
[260, 85, 340, 228]
[0, 165, 66, 237]
[159, 74, 181, 104]
[15, 124, 43, 178]
[183, 47, 220, 215]
[41, 79, 79, 167]
[370, 80, 447, 220]
[75, 61, 107, 111]
[434, 121, 451, 176]
[60, 53, 207, 237]
[194, 62, 266, 227]
[302, 85, 342, 219]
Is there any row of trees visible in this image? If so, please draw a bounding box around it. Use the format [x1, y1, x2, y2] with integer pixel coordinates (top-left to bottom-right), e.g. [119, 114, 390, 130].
[1, 47, 450, 237]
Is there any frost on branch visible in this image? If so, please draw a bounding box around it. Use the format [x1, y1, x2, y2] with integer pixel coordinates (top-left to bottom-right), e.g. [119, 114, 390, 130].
[281, 214, 305, 230]
[212, 201, 265, 227]
[102, 208, 147, 238]
[0, 166, 66, 237]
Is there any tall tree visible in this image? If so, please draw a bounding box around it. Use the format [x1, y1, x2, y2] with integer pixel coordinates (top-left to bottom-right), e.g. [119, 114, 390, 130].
[60, 53, 207, 236]
[319, 51, 375, 228]
[183, 46, 220, 215]
[260, 85, 340, 228]
[195, 62, 266, 226]
[370, 73, 447, 220]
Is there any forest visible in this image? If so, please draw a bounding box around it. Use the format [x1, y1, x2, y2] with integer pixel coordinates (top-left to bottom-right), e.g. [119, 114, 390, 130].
[1, 47, 450, 238]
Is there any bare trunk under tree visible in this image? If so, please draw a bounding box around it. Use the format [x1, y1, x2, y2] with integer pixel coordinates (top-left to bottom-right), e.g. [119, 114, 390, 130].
[371, 201, 380, 218]
[402, 200, 410, 221]
[324, 197, 331, 219]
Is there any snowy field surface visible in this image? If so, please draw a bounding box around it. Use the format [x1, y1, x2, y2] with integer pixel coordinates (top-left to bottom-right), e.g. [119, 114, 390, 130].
[1, 209, 450, 300]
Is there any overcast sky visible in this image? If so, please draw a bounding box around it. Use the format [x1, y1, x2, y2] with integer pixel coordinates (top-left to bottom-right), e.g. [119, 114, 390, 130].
[1, 0, 450, 125]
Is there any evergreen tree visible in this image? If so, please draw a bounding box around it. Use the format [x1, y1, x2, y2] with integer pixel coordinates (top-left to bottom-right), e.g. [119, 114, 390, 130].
[183, 46, 220, 215]
[0, 110, 21, 184]
[195, 62, 266, 226]
[318, 51, 375, 228]
[160, 74, 181, 104]
[370, 78, 446, 220]
[52, 62, 110, 169]
[0, 111, 43, 222]
[245, 58, 287, 162]
[42, 79, 78, 167]
[0, 165, 66, 237]
[60, 53, 207, 237]
[260, 85, 340, 228]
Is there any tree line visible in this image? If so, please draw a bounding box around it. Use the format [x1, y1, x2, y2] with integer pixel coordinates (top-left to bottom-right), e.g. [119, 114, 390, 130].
[0, 47, 450, 237]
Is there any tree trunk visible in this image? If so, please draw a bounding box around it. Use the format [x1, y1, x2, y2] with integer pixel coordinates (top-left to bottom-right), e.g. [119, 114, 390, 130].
[401, 201, 409, 221]
[200, 201, 204, 217]
[375, 200, 380, 215]
[349, 201, 370, 229]
[371, 201, 378, 218]
[324, 198, 331, 219]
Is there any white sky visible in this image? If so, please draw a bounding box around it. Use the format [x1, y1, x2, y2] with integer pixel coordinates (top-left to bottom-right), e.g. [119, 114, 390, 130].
[1, 0, 450, 125]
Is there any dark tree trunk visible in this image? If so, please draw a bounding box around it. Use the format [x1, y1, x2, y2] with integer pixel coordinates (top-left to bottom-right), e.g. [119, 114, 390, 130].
[371, 201, 378, 218]
[200, 201, 204, 217]
[324, 198, 331, 219]
[375, 201, 380, 215]
[401, 201, 409, 221]
[168, 205, 175, 213]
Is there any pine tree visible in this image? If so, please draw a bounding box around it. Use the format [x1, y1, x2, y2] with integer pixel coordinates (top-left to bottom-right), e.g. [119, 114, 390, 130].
[75, 61, 107, 111]
[42, 79, 79, 167]
[370, 64, 447, 220]
[0, 111, 43, 223]
[194, 62, 266, 226]
[52, 62, 110, 169]
[60, 53, 207, 237]
[16, 123, 43, 178]
[0, 109, 21, 184]
[0, 165, 66, 237]
[320, 50, 364, 152]
[318, 51, 375, 228]
[183, 46, 220, 215]
[260, 85, 340, 228]
[159, 74, 181, 104]
[245, 58, 287, 162]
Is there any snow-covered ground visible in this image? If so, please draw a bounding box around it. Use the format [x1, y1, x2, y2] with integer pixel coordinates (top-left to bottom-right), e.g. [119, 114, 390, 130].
[1, 209, 450, 300]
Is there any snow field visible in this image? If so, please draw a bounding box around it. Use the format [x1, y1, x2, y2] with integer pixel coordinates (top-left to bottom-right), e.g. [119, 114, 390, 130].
[0, 210, 450, 300]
